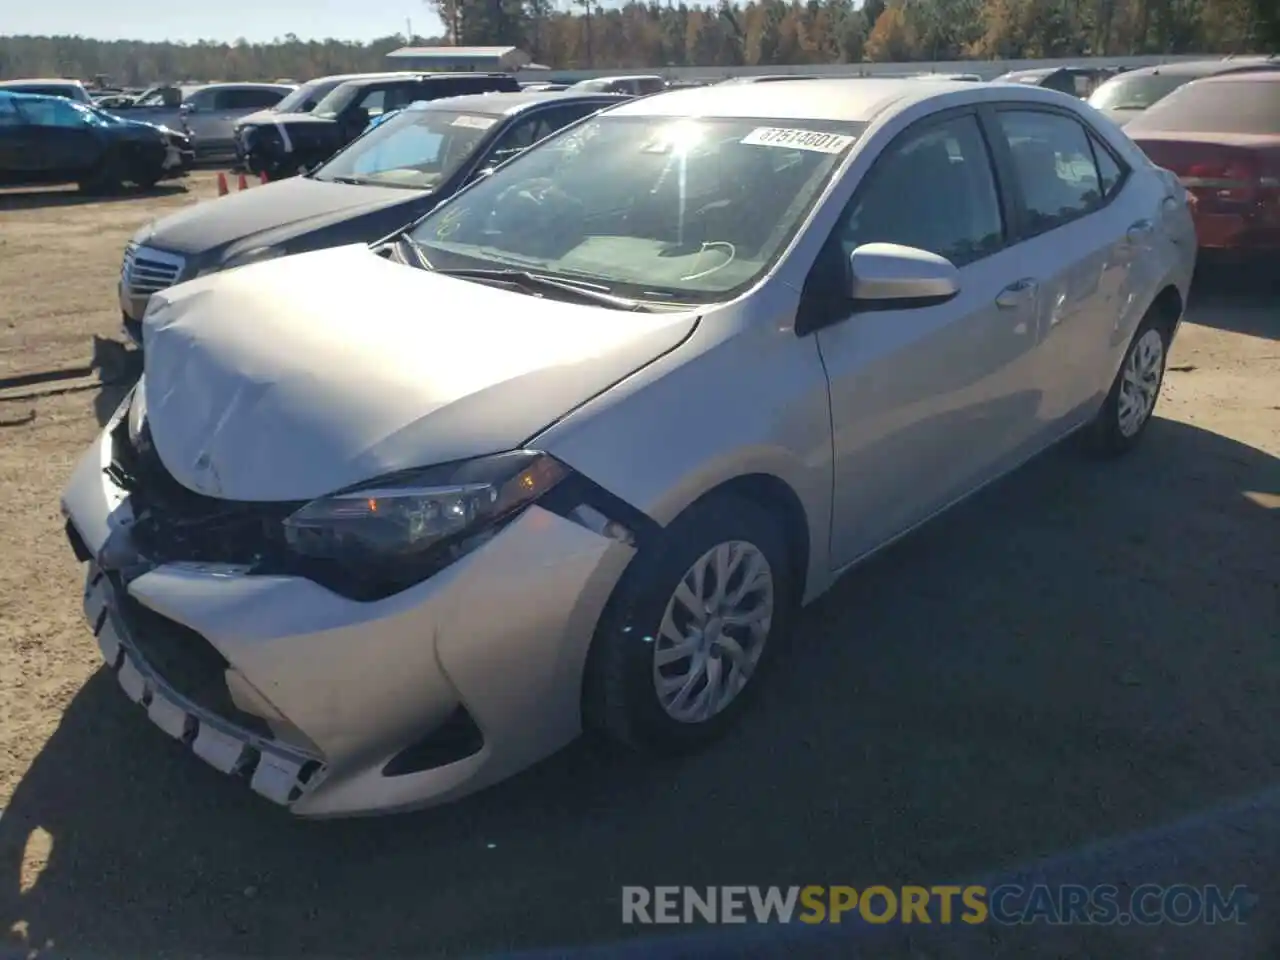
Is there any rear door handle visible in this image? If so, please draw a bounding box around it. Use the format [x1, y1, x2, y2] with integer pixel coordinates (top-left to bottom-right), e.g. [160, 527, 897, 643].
[1127, 219, 1154, 243]
[996, 277, 1038, 309]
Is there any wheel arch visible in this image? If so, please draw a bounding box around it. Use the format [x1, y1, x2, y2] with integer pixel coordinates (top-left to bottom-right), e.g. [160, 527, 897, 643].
[678, 472, 813, 605]
[1147, 283, 1184, 341]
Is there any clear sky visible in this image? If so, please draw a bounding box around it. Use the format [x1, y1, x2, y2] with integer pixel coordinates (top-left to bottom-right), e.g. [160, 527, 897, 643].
[6, 0, 446, 44]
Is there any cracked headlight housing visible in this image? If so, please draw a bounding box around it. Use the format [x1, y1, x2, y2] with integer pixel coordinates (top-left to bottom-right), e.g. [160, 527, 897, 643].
[280, 451, 569, 600]
[127, 377, 148, 446]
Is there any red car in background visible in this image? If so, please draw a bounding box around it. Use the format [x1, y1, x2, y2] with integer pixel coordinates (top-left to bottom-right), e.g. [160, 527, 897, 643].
[1122, 71, 1280, 256]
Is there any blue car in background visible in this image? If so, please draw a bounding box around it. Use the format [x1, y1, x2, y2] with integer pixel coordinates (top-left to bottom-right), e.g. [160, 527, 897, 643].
[0, 90, 193, 192]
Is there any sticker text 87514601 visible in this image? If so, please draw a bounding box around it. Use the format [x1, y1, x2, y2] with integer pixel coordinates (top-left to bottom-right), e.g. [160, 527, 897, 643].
[739, 127, 855, 154]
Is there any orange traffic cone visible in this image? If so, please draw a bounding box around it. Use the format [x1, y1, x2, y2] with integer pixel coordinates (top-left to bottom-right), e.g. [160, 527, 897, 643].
[237, 173, 249, 191]
[216, 172, 229, 196]
[259, 171, 270, 185]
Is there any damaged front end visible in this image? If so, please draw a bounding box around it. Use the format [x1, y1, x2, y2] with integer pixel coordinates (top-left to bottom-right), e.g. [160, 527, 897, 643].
[104, 406, 300, 575]
[70, 395, 328, 807]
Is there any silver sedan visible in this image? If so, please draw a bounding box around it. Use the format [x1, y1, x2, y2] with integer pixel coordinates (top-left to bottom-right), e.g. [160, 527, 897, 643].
[61, 78, 1197, 817]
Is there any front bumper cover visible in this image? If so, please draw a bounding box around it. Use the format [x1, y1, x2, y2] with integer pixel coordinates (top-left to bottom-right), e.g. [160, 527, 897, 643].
[61, 426, 636, 816]
[82, 559, 324, 804]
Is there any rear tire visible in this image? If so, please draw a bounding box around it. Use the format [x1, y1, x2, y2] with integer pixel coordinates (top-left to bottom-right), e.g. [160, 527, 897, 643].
[583, 494, 795, 755]
[1082, 312, 1170, 458]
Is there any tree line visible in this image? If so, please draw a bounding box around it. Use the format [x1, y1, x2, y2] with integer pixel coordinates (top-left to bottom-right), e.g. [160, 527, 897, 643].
[1, 0, 1275, 85]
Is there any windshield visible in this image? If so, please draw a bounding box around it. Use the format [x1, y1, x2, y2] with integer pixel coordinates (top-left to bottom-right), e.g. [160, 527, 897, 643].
[311, 82, 363, 119]
[408, 115, 863, 302]
[314, 108, 499, 189]
[275, 79, 341, 114]
[1125, 78, 1280, 135]
[1088, 73, 1192, 111]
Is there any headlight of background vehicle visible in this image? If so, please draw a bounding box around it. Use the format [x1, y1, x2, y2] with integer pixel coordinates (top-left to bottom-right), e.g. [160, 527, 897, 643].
[280, 451, 569, 600]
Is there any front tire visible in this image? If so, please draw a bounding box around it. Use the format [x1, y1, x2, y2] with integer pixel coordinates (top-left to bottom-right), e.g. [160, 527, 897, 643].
[132, 167, 163, 190]
[79, 149, 125, 195]
[583, 494, 795, 754]
[1083, 313, 1170, 457]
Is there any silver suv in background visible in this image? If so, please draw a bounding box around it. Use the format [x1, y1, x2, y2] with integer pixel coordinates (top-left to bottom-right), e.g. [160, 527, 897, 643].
[100, 82, 293, 159]
[177, 83, 295, 161]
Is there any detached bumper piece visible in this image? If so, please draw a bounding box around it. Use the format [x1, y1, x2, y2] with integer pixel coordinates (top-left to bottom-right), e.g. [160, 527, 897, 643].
[83, 563, 325, 807]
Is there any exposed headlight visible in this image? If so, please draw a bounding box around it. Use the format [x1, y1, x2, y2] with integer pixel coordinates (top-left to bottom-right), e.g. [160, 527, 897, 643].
[281, 451, 569, 599]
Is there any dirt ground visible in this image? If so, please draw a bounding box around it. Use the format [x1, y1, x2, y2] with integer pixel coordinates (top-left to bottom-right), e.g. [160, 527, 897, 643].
[0, 173, 1277, 959]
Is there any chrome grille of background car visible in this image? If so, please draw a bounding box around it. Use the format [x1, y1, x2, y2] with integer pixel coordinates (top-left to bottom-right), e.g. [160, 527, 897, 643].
[121, 244, 186, 297]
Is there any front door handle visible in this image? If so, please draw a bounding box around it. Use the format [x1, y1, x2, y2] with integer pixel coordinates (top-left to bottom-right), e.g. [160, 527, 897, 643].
[1127, 219, 1154, 243]
[995, 277, 1038, 309]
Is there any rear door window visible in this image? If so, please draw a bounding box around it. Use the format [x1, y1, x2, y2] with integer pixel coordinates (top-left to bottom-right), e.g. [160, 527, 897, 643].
[16, 97, 88, 128]
[996, 110, 1104, 235]
[218, 88, 286, 110]
[1089, 134, 1126, 199]
[0, 96, 24, 126]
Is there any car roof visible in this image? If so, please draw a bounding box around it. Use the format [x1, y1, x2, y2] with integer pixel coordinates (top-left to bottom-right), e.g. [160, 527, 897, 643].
[719, 74, 821, 83]
[337, 72, 510, 90]
[607, 77, 990, 123]
[304, 72, 420, 86]
[999, 68, 1058, 79]
[1196, 69, 1280, 84]
[194, 81, 296, 91]
[1121, 58, 1280, 78]
[0, 91, 86, 105]
[0, 78, 84, 87]
[411, 89, 630, 116]
[574, 74, 663, 82]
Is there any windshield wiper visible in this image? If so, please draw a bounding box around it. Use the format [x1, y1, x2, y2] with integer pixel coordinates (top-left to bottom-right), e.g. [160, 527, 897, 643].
[394, 236, 433, 269]
[318, 175, 366, 185]
[431, 268, 651, 312]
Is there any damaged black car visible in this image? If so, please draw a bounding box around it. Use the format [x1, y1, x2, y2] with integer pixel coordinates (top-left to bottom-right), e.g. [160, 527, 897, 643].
[0, 91, 192, 192]
[235, 72, 520, 180]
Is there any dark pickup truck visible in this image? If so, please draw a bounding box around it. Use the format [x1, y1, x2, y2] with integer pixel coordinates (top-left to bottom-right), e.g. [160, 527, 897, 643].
[235, 72, 521, 179]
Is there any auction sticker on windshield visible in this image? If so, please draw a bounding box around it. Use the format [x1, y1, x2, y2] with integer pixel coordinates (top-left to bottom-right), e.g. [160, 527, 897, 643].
[740, 128, 854, 153]
[452, 115, 497, 130]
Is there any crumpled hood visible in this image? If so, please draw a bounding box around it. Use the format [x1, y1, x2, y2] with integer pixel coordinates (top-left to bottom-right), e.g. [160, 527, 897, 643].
[140, 245, 699, 502]
[145, 175, 419, 256]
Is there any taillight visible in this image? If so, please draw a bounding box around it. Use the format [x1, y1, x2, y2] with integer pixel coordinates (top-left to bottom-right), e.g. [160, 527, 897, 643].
[1180, 155, 1260, 203]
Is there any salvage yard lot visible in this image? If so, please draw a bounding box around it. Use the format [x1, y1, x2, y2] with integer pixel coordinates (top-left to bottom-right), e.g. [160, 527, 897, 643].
[0, 175, 1277, 958]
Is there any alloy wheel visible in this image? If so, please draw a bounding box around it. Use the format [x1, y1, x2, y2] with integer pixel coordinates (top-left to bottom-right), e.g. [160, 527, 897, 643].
[1117, 328, 1165, 438]
[652, 541, 774, 724]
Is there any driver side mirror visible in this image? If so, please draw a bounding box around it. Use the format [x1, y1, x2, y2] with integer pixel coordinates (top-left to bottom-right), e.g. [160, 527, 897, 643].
[848, 243, 960, 308]
[179, 102, 196, 114]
